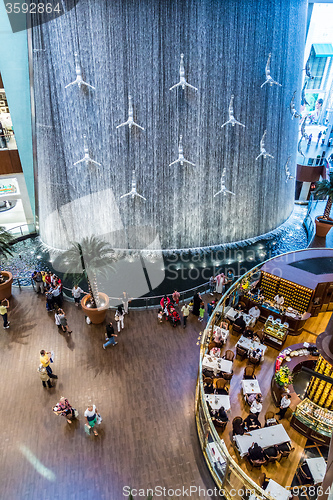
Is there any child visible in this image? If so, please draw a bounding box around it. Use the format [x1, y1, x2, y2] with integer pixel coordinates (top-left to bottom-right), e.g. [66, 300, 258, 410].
[158, 310, 163, 323]
[199, 304, 205, 322]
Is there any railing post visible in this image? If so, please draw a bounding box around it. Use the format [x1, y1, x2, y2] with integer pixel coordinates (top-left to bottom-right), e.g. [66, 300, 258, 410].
[145, 298, 148, 309]
[17, 277, 21, 290]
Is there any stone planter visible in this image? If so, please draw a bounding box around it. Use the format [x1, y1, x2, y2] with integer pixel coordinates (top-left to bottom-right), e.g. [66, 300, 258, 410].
[0, 271, 13, 301]
[81, 292, 109, 324]
[315, 216, 333, 238]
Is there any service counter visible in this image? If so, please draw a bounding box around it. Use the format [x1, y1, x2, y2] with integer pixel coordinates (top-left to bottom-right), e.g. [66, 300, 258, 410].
[242, 295, 311, 335]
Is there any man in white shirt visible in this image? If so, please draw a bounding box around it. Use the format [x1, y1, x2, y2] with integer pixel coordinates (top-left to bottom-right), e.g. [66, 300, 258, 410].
[276, 394, 291, 420]
[274, 294, 284, 309]
[72, 285, 84, 306]
[250, 395, 262, 416]
[248, 305, 260, 327]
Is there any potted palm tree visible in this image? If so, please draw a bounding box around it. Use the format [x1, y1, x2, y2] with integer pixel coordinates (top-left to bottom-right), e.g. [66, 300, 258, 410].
[61, 236, 116, 324]
[0, 226, 14, 301]
[314, 173, 333, 237]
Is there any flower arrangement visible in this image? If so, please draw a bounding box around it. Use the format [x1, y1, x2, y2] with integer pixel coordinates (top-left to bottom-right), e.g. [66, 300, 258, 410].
[274, 366, 293, 387]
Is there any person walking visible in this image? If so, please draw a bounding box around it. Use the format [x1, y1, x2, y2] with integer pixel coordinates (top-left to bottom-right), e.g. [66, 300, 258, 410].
[84, 404, 100, 436]
[37, 364, 53, 388]
[115, 304, 124, 333]
[54, 308, 63, 330]
[0, 298, 10, 329]
[72, 284, 84, 306]
[53, 397, 76, 424]
[276, 394, 291, 420]
[103, 321, 118, 349]
[192, 292, 202, 316]
[57, 308, 72, 334]
[40, 350, 58, 379]
[181, 303, 190, 328]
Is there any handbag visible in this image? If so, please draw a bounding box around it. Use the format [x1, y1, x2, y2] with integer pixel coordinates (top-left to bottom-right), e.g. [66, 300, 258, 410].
[74, 409, 79, 418]
[115, 313, 119, 321]
[84, 424, 91, 435]
[96, 413, 103, 425]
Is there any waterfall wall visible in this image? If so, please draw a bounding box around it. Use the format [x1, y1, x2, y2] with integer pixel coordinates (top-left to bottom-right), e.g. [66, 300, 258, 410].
[31, 0, 307, 251]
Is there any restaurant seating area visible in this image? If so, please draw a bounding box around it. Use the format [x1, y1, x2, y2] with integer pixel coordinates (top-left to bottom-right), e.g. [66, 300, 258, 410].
[202, 298, 331, 496]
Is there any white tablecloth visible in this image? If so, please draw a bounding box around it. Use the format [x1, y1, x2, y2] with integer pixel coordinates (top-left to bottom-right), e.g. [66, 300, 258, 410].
[306, 457, 327, 484]
[234, 424, 291, 457]
[225, 308, 252, 326]
[213, 327, 229, 343]
[265, 480, 291, 500]
[205, 394, 231, 411]
[236, 336, 267, 354]
[242, 379, 261, 395]
[202, 355, 233, 374]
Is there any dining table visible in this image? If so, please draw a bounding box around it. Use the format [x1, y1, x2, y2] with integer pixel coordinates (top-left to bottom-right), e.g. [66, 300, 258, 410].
[306, 457, 327, 484]
[241, 379, 261, 395]
[234, 424, 291, 457]
[225, 307, 252, 326]
[264, 479, 292, 500]
[205, 394, 231, 411]
[202, 355, 233, 374]
[236, 336, 267, 359]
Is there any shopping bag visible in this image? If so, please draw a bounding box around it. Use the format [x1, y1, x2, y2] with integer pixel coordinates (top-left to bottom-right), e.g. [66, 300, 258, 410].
[86, 316, 91, 324]
[74, 409, 79, 418]
[84, 424, 91, 435]
[96, 413, 103, 425]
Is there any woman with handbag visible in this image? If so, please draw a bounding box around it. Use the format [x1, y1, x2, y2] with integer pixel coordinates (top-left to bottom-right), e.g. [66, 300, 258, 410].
[84, 404, 100, 436]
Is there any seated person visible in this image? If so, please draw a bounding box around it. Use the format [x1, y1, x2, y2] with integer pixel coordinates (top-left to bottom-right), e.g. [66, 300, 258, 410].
[214, 406, 229, 424]
[232, 418, 245, 436]
[210, 347, 221, 358]
[213, 327, 223, 343]
[233, 315, 246, 333]
[245, 393, 258, 406]
[248, 305, 260, 327]
[235, 302, 244, 312]
[276, 442, 292, 453]
[250, 394, 263, 416]
[244, 413, 261, 431]
[264, 445, 279, 460]
[248, 442, 266, 463]
[250, 348, 263, 362]
[203, 368, 215, 379]
[204, 380, 214, 394]
[243, 327, 254, 339]
[220, 320, 229, 330]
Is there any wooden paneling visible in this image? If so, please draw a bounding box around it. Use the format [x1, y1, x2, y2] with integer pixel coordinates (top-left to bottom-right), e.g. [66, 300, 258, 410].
[0, 149, 22, 174]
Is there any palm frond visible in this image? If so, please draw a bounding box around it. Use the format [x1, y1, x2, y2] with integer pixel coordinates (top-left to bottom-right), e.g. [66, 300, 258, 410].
[0, 226, 14, 259]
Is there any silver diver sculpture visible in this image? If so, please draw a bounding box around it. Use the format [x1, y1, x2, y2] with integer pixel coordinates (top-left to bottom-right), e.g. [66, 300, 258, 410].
[290, 91, 301, 119]
[74, 135, 101, 168]
[221, 95, 245, 128]
[116, 95, 144, 131]
[284, 156, 294, 183]
[169, 135, 196, 167]
[255, 130, 274, 161]
[169, 54, 198, 91]
[65, 53, 95, 90]
[301, 79, 309, 107]
[261, 53, 282, 88]
[304, 59, 315, 80]
[120, 171, 146, 200]
[214, 169, 235, 197]
[297, 118, 308, 159]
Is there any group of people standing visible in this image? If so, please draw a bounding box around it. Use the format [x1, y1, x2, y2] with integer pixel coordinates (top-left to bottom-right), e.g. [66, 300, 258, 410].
[209, 270, 235, 296]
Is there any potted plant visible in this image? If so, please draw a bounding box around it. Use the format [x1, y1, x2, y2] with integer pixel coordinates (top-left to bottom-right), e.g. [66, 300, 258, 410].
[0, 226, 14, 301]
[274, 366, 293, 387]
[314, 172, 333, 237]
[61, 236, 116, 324]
